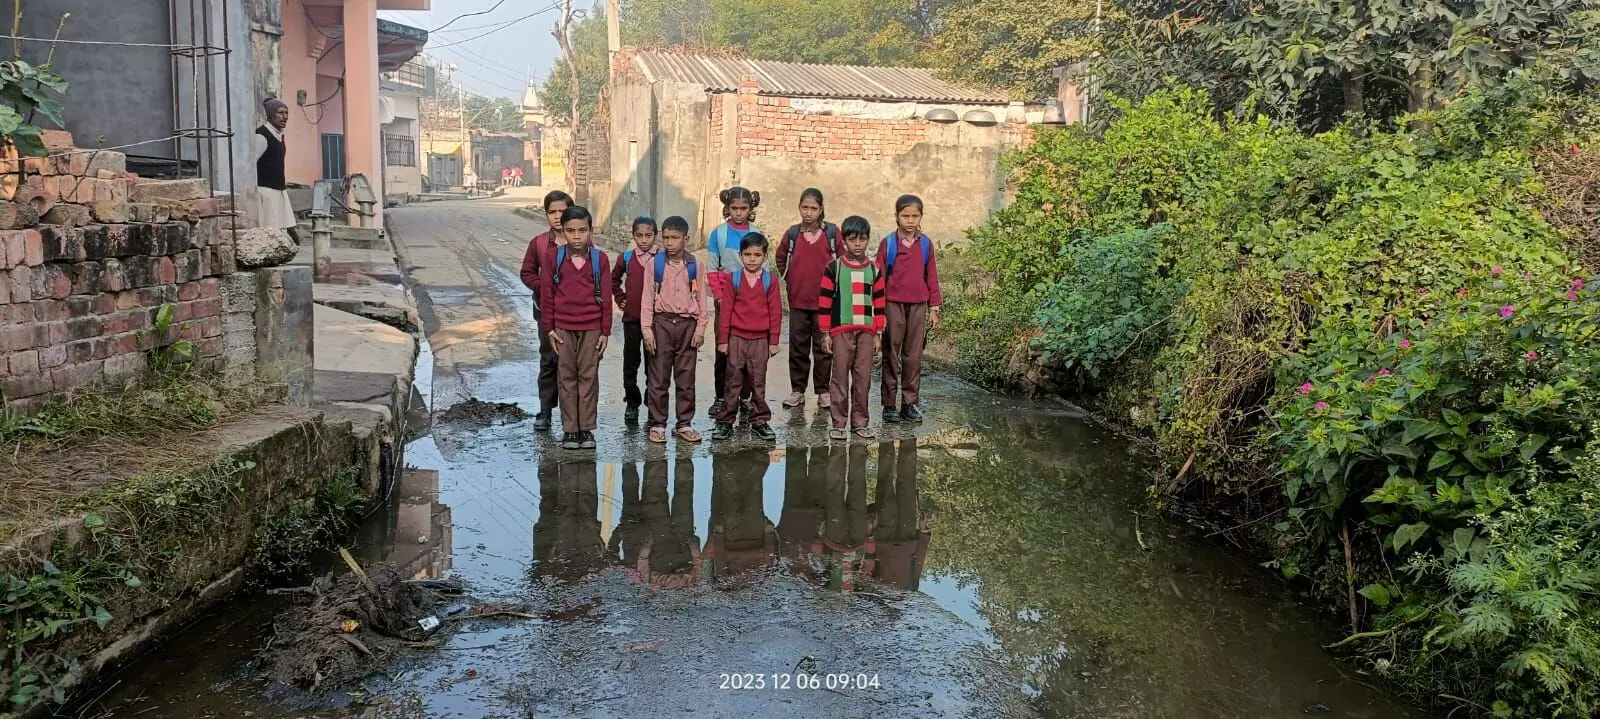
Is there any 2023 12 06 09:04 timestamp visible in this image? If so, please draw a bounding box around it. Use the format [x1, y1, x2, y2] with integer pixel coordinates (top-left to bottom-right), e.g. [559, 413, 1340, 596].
[719, 673, 882, 691]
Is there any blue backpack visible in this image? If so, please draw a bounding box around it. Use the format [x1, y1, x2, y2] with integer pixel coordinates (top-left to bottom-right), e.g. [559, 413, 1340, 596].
[553, 245, 603, 305]
[731, 269, 773, 297]
[653, 251, 700, 294]
[884, 233, 932, 281]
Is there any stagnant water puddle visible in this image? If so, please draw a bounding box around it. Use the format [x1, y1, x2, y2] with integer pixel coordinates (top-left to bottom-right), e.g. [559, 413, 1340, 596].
[81, 382, 1421, 718]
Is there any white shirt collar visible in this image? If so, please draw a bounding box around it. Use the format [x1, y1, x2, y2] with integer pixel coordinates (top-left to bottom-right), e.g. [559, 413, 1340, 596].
[261, 123, 284, 140]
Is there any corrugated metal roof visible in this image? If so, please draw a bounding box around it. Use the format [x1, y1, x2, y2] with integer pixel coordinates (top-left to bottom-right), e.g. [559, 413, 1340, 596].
[630, 50, 1010, 105]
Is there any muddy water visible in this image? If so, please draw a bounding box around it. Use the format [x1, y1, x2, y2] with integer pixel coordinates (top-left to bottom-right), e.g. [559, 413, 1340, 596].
[83, 384, 1417, 718]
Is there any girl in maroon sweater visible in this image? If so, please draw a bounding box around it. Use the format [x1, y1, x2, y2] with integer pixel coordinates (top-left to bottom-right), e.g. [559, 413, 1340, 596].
[713, 233, 783, 441]
[775, 187, 838, 411]
[875, 194, 943, 425]
[540, 205, 614, 450]
[611, 217, 658, 425]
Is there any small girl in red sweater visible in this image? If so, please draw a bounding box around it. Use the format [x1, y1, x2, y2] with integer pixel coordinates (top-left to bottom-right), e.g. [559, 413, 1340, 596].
[712, 233, 783, 441]
[775, 187, 838, 411]
[875, 194, 942, 425]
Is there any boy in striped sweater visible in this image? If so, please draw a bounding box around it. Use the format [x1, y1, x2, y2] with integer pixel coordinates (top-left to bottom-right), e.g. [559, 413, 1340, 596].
[819, 216, 886, 440]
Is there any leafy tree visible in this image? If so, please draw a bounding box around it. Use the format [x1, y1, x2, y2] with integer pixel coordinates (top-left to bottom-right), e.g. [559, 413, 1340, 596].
[463, 94, 522, 133]
[924, 0, 1102, 98]
[621, 0, 718, 47]
[711, 0, 924, 66]
[538, 12, 609, 127]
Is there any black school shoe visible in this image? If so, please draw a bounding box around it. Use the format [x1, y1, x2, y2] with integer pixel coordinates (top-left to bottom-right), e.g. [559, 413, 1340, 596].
[580, 431, 597, 449]
[883, 406, 902, 423]
[711, 422, 735, 441]
[560, 432, 582, 450]
[710, 398, 725, 417]
[533, 412, 552, 431]
[752, 423, 777, 441]
[624, 404, 640, 425]
[901, 403, 924, 423]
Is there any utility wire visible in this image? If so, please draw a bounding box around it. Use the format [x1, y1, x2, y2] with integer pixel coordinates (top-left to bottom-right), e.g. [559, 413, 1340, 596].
[424, 1, 567, 51]
[428, 0, 511, 33]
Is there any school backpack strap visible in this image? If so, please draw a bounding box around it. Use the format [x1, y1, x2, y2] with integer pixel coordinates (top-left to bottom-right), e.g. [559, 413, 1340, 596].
[731, 269, 772, 297]
[883, 233, 932, 281]
[653, 252, 700, 294]
[554, 245, 604, 305]
[824, 223, 839, 256]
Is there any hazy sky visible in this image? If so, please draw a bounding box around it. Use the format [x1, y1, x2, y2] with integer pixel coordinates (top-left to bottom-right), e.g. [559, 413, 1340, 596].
[379, 0, 586, 101]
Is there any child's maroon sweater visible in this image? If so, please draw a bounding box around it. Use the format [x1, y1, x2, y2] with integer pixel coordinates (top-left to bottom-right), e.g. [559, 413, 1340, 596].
[539, 248, 614, 333]
[875, 234, 944, 307]
[717, 269, 783, 345]
[776, 223, 836, 311]
[611, 248, 652, 322]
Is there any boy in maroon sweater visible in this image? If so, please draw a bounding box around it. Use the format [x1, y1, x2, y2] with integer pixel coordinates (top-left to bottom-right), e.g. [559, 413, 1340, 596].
[612, 217, 657, 425]
[875, 194, 942, 425]
[775, 188, 837, 410]
[539, 205, 613, 450]
[712, 233, 782, 441]
[518, 190, 574, 431]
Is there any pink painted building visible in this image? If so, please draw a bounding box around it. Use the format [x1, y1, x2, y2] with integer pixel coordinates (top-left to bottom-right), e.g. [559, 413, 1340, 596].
[279, 0, 429, 217]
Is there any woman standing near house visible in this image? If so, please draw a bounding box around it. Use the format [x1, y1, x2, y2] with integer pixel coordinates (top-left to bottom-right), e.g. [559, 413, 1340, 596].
[249, 98, 297, 231]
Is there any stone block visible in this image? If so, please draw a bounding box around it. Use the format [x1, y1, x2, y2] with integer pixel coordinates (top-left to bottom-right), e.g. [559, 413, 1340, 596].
[40, 130, 73, 150]
[95, 332, 140, 360]
[193, 217, 220, 248]
[254, 266, 313, 405]
[79, 225, 110, 260]
[30, 263, 70, 300]
[40, 203, 90, 227]
[62, 337, 96, 365]
[90, 201, 128, 224]
[0, 324, 34, 352]
[221, 272, 256, 314]
[122, 256, 154, 288]
[0, 201, 39, 230]
[22, 156, 51, 175]
[14, 175, 56, 216]
[235, 227, 296, 269]
[128, 203, 170, 224]
[50, 360, 104, 392]
[175, 249, 203, 283]
[162, 223, 193, 254]
[8, 349, 38, 375]
[68, 261, 103, 295]
[178, 281, 202, 302]
[2, 370, 52, 399]
[103, 350, 146, 380]
[154, 256, 176, 285]
[8, 266, 29, 303]
[39, 225, 83, 262]
[22, 229, 41, 266]
[100, 258, 128, 292]
[130, 178, 209, 203]
[84, 150, 126, 177]
[0, 172, 17, 202]
[0, 272, 9, 304]
[3, 230, 23, 268]
[212, 240, 237, 276]
[38, 343, 65, 369]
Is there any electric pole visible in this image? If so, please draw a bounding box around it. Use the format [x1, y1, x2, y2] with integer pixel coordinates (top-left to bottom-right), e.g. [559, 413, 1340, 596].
[554, 0, 580, 192]
[607, 0, 621, 78]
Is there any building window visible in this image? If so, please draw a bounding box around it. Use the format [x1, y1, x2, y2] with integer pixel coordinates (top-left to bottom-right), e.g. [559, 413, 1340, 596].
[385, 134, 417, 167]
[320, 133, 345, 180]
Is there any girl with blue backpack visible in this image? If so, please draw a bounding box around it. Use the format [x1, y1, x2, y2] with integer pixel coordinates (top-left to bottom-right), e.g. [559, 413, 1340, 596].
[875, 195, 942, 425]
[775, 188, 839, 411]
[705, 186, 761, 420]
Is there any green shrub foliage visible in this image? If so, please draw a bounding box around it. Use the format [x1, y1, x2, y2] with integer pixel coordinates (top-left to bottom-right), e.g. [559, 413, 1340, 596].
[955, 80, 1600, 715]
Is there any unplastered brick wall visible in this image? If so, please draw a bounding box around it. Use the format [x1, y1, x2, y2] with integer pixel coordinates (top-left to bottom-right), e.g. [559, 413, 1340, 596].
[736, 96, 929, 161]
[0, 132, 241, 409]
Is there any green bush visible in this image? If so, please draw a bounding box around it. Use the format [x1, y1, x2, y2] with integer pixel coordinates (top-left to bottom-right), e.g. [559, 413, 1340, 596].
[958, 80, 1600, 715]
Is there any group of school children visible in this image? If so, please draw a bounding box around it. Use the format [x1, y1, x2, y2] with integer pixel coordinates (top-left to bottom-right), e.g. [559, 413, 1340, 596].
[517, 185, 942, 451]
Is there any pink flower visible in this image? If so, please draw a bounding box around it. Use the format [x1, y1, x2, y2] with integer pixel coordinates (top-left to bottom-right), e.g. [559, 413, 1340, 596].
[1491, 266, 1503, 276]
[1572, 144, 1582, 156]
[1572, 278, 1585, 290]
[1569, 289, 1580, 301]
[1299, 382, 1313, 395]
[1399, 338, 1412, 350]
[1501, 305, 1515, 318]
[1315, 401, 1329, 411]
[1525, 351, 1538, 362]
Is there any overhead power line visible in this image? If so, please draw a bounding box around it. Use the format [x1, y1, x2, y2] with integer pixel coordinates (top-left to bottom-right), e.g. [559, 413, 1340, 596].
[429, 0, 510, 33]
[425, 0, 567, 50]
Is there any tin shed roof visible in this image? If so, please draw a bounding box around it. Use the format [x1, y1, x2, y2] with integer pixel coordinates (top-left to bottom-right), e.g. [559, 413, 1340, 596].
[629, 50, 1010, 104]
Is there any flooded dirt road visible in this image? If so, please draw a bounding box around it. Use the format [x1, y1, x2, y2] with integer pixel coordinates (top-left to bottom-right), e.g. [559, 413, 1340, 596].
[84, 199, 1419, 718]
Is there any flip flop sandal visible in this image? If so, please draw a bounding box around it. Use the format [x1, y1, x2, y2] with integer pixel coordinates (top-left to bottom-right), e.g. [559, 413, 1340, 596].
[675, 426, 703, 443]
[649, 427, 668, 444]
[829, 428, 847, 441]
[853, 427, 877, 439]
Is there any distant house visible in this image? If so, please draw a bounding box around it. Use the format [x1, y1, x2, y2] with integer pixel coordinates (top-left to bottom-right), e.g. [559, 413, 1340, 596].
[597, 49, 1058, 244]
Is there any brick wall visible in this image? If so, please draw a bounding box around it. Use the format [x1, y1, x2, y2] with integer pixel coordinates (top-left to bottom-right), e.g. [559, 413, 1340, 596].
[736, 96, 929, 161]
[0, 132, 239, 409]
